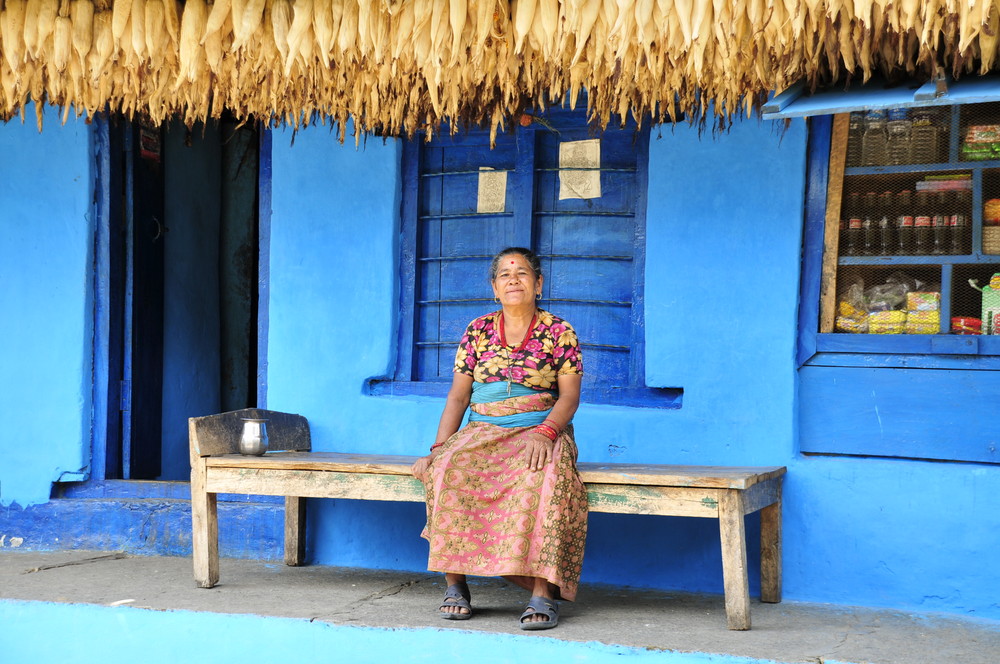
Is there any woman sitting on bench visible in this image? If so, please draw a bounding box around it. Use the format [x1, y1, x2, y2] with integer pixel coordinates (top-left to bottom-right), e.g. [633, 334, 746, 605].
[411, 247, 588, 630]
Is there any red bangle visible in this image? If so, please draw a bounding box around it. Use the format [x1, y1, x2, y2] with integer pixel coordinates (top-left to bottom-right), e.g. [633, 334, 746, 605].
[430, 442, 444, 451]
[543, 418, 560, 431]
[534, 424, 558, 441]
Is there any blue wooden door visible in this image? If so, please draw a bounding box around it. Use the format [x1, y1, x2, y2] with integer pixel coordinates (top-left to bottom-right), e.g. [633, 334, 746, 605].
[120, 121, 165, 479]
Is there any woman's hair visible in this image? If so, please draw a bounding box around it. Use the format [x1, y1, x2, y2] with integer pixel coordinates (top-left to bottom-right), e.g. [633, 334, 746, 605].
[489, 247, 542, 282]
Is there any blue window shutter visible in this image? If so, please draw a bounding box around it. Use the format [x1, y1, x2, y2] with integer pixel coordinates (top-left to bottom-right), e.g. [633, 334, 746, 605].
[396, 113, 671, 406]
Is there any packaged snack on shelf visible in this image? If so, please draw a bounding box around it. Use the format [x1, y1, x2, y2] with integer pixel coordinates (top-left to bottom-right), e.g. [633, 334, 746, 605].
[864, 282, 909, 311]
[868, 310, 906, 334]
[984, 198, 1000, 224]
[962, 126, 1000, 160]
[906, 291, 940, 311]
[960, 143, 1000, 160]
[969, 274, 1000, 335]
[836, 316, 868, 333]
[835, 280, 868, 333]
[838, 299, 867, 320]
[915, 175, 972, 191]
[987, 311, 1000, 336]
[905, 310, 939, 334]
[984, 227, 1000, 254]
[836, 298, 868, 333]
[965, 125, 1000, 143]
[951, 317, 982, 334]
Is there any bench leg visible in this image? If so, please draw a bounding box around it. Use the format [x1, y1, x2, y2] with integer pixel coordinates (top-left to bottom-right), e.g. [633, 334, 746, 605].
[284, 496, 306, 566]
[191, 460, 219, 588]
[759, 482, 783, 604]
[719, 489, 751, 630]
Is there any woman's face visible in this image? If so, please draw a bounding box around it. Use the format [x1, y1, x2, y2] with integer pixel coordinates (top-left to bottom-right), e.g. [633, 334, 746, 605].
[492, 253, 542, 307]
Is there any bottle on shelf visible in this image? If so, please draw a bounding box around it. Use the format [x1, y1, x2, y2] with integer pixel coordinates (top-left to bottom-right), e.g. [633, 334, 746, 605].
[846, 112, 864, 167]
[913, 190, 932, 254]
[841, 192, 862, 256]
[896, 189, 915, 255]
[950, 189, 971, 254]
[861, 110, 888, 166]
[877, 191, 895, 255]
[910, 112, 940, 164]
[861, 192, 879, 255]
[858, 191, 878, 256]
[886, 109, 912, 165]
[931, 191, 949, 255]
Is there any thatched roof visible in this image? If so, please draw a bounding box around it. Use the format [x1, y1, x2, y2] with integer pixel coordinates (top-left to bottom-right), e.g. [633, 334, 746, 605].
[0, 0, 997, 138]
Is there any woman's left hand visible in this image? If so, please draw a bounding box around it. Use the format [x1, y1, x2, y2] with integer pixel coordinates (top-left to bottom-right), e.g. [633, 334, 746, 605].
[524, 432, 554, 471]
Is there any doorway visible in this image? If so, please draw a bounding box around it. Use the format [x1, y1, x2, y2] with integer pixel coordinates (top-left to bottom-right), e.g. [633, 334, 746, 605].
[106, 116, 260, 480]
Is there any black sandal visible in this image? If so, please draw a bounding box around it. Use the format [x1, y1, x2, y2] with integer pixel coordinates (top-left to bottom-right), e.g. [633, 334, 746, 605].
[439, 582, 472, 620]
[519, 595, 559, 630]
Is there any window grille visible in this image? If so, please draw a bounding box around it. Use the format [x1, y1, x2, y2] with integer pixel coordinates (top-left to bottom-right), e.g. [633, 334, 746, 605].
[823, 103, 1000, 343]
[386, 110, 679, 407]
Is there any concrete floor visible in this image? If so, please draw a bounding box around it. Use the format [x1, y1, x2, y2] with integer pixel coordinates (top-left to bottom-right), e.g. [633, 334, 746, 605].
[1, 550, 997, 664]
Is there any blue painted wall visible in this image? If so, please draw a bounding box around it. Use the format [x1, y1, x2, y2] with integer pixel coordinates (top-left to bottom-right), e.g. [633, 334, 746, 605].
[783, 455, 1000, 617]
[2, 110, 998, 622]
[0, 106, 93, 506]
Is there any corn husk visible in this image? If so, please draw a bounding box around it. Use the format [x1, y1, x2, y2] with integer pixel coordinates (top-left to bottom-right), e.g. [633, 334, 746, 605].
[1, 0, 1000, 139]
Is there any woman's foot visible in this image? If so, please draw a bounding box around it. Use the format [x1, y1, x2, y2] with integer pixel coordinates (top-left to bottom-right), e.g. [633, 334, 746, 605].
[519, 595, 559, 630]
[439, 576, 472, 620]
[515, 576, 559, 627]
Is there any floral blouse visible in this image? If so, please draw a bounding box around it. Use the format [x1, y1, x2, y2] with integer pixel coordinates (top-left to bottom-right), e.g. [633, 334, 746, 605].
[453, 309, 583, 391]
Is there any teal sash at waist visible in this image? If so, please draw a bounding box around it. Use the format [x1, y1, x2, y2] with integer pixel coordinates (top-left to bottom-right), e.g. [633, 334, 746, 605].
[468, 381, 554, 428]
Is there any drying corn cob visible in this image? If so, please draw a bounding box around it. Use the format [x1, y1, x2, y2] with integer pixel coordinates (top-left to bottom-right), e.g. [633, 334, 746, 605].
[0, 0, 997, 141]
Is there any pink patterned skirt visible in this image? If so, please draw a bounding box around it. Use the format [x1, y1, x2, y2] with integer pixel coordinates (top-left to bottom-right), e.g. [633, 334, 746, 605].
[421, 404, 589, 600]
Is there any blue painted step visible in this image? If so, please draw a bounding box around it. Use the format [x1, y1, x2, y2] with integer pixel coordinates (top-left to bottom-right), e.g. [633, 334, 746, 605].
[2, 481, 285, 560]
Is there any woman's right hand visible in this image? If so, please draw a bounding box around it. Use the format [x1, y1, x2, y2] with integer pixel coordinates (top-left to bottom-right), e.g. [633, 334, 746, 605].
[411, 454, 435, 481]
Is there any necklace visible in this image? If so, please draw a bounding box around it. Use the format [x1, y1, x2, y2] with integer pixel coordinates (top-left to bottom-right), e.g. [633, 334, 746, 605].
[499, 311, 537, 396]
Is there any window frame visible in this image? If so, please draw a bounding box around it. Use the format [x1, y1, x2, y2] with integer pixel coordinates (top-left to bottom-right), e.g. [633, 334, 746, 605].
[368, 120, 681, 408]
[798, 114, 1000, 371]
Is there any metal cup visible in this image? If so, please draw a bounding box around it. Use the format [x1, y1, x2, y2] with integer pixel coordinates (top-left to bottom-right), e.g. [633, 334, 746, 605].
[239, 418, 269, 456]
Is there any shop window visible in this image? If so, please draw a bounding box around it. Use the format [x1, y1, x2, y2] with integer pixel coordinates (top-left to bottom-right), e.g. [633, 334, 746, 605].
[374, 110, 680, 408]
[804, 104, 1000, 358]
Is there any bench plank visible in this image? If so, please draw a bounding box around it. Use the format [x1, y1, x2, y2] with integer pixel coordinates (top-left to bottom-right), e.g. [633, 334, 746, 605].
[585, 484, 722, 517]
[579, 463, 785, 489]
[206, 452, 418, 474]
[739, 478, 783, 515]
[207, 468, 426, 502]
[205, 452, 785, 491]
[208, 466, 732, 519]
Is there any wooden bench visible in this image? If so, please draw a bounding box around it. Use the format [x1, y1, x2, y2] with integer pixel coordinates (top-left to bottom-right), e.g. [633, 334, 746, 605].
[190, 409, 785, 630]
